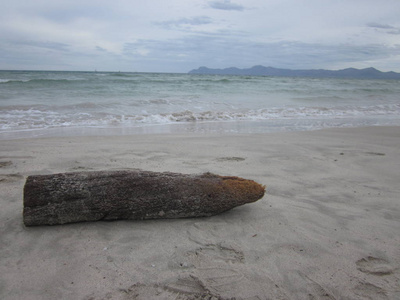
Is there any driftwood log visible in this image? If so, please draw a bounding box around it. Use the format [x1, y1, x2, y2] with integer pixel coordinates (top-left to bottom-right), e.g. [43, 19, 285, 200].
[23, 170, 265, 226]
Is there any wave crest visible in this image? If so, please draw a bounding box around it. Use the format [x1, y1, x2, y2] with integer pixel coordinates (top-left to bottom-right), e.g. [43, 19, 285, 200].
[1, 104, 399, 131]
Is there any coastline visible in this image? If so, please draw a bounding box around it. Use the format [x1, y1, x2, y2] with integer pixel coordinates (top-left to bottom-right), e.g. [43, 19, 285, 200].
[1, 126, 399, 299]
[2, 115, 400, 141]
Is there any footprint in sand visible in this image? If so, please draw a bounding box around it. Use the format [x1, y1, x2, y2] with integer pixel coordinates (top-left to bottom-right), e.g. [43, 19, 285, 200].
[187, 243, 245, 265]
[0, 173, 24, 183]
[167, 242, 284, 299]
[187, 222, 246, 246]
[164, 275, 219, 298]
[164, 267, 274, 299]
[193, 266, 285, 299]
[194, 267, 243, 291]
[111, 280, 224, 300]
[285, 271, 336, 300]
[356, 256, 395, 276]
[0, 161, 13, 168]
[168, 243, 244, 271]
[98, 241, 280, 299]
[353, 282, 388, 300]
[303, 274, 337, 300]
[215, 157, 246, 162]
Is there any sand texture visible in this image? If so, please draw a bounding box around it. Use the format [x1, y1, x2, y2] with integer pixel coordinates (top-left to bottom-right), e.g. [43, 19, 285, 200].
[1, 126, 399, 299]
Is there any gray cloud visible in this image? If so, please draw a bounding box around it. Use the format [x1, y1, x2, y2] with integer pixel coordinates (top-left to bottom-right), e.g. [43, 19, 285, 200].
[1, 0, 400, 72]
[96, 46, 107, 52]
[387, 29, 400, 35]
[367, 22, 394, 29]
[156, 16, 213, 29]
[3, 28, 399, 72]
[0, 41, 72, 70]
[367, 22, 400, 35]
[15, 40, 70, 52]
[35, 5, 114, 24]
[208, 0, 245, 11]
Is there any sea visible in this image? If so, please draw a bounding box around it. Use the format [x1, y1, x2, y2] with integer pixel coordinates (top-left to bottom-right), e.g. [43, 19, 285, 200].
[1, 70, 399, 139]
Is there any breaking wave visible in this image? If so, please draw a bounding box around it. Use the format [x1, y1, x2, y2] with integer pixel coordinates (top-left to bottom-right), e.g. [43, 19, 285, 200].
[1, 104, 399, 131]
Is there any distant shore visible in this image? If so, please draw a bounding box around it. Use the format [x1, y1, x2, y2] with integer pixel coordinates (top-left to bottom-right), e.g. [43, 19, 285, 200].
[189, 65, 400, 79]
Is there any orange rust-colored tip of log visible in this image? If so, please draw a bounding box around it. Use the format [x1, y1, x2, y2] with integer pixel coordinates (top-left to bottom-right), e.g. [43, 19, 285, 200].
[219, 176, 266, 202]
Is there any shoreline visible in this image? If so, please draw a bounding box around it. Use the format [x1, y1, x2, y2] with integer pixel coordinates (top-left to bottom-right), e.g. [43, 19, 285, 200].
[2, 115, 400, 141]
[1, 126, 399, 299]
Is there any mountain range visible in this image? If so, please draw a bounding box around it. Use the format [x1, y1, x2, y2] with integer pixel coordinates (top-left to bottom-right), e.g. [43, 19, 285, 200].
[188, 65, 400, 79]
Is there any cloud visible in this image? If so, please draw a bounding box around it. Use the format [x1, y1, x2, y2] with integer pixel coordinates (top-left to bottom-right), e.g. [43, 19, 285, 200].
[1, 0, 400, 72]
[208, 0, 245, 11]
[156, 16, 213, 30]
[387, 30, 400, 35]
[366, 22, 400, 35]
[14, 40, 70, 52]
[95, 46, 107, 52]
[367, 22, 394, 29]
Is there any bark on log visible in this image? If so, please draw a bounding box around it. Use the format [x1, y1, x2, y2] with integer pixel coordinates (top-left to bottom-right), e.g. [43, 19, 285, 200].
[23, 170, 265, 226]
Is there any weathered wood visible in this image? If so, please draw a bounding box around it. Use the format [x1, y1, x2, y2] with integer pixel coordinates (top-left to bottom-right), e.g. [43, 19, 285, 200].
[23, 170, 265, 226]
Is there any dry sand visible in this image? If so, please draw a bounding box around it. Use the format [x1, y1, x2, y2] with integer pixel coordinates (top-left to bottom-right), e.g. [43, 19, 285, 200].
[1, 126, 399, 299]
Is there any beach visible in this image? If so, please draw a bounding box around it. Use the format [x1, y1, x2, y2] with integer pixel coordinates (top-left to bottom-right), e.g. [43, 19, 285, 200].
[1, 126, 399, 299]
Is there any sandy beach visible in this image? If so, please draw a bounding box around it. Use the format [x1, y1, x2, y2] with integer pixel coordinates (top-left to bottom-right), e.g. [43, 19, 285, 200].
[1, 126, 399, 299]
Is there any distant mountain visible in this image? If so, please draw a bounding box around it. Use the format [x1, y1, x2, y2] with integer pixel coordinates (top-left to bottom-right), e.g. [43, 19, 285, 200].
[188, 65, 400, 79]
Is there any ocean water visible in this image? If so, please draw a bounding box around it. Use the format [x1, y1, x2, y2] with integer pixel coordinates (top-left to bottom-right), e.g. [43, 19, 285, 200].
[1, 70, 399, 139]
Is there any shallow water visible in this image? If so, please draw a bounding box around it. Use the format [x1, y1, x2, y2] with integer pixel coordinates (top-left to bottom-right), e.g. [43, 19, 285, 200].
[1, 70, 399, 139]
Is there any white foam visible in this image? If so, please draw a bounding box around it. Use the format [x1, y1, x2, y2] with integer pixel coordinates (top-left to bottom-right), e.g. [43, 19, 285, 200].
[2, 104, 399, 132]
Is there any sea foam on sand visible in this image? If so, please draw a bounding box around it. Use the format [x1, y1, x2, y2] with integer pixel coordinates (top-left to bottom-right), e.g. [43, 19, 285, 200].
[0, 126, 399, 299]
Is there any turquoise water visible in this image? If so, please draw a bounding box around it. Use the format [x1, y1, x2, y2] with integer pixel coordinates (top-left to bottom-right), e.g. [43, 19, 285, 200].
[1, 70, 399, 139]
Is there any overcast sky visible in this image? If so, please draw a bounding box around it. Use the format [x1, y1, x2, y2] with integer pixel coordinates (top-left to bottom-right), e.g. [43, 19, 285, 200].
[1, 0, 400, 73]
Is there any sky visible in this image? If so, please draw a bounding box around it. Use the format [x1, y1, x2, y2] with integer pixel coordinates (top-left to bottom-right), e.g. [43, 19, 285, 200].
[1, 0, 400, 73]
